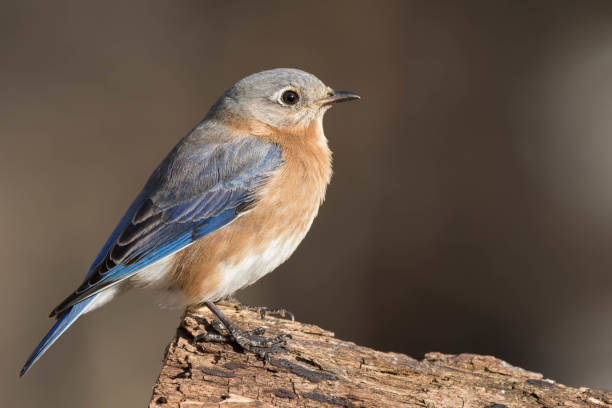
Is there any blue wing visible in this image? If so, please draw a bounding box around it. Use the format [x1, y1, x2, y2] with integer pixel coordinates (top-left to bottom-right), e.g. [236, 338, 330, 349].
[21, 132, 282, 376]
[50, 134, 283, 316]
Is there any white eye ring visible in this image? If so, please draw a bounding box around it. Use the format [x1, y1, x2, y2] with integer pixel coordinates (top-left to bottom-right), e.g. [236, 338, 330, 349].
[277, 87, 300, 106]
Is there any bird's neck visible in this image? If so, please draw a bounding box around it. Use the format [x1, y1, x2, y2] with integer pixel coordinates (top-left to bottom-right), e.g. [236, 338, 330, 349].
[274, 116, 332, 193]
[214, 115, 332, 205]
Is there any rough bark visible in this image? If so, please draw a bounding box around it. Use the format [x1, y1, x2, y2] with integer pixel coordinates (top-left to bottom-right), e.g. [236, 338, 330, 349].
[149, 303, 612, 407]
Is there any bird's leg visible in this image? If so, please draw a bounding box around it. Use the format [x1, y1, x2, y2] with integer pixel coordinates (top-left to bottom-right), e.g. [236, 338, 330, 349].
[223, 296, 295, 321]
[209, 319, 266, 337]
[195, 301, 291, 355]
[192, 319, 265, 343]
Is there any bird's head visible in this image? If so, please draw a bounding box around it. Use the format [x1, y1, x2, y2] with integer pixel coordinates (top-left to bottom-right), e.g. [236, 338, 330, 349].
[208, 68, 360, 133]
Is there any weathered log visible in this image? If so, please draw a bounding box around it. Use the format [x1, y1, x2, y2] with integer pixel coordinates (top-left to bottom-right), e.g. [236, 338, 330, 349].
[149, 302, 612, 407]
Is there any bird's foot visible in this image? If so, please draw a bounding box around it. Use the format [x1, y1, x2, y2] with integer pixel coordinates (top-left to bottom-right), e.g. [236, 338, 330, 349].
[223, 297, 295, 321]
[231, 326, 291, 354]
[248, 306, 295, 321]
[194, 318, 291, 357]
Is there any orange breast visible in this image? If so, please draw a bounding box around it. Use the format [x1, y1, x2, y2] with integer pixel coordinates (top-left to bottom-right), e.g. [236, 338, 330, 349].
[169, 121, 332, 305]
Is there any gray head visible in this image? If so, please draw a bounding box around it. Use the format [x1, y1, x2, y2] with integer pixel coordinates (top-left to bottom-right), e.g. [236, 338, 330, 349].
[208, 68, 359, 129]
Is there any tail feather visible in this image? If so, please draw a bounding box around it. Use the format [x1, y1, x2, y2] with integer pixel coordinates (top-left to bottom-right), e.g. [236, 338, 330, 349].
[20, 296, 95, 377]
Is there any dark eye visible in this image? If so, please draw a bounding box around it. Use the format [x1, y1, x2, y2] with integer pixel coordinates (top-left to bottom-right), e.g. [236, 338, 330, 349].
[280, 90, 300, 105]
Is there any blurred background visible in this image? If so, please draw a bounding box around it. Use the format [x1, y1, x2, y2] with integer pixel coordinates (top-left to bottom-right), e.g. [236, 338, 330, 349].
[3, 0, 612, 406]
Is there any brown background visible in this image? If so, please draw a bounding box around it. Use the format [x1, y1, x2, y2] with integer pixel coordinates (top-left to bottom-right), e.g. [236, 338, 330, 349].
[3, 1, 612, 407]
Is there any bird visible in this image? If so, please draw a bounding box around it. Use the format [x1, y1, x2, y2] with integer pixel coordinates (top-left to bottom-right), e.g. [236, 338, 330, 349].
[20, 68, 360, 376]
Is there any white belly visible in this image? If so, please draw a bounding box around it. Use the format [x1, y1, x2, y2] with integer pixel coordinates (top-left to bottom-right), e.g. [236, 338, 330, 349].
[81, 254, 178, 314]
[205, 233, 306, 302]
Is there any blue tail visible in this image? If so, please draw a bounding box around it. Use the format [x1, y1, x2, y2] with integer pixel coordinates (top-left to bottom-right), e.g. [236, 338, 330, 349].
[20, 296, 95, 377]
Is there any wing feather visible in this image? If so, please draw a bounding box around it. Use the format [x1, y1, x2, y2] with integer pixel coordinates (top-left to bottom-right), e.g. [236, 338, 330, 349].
[49, 133, 282, 317]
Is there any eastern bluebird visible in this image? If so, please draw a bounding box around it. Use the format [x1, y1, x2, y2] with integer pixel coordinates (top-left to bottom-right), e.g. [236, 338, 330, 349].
[20, 68, 359, 376]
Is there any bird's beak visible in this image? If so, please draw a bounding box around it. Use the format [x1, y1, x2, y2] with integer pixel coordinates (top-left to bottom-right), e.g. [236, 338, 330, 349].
[316, 90, 361, 106]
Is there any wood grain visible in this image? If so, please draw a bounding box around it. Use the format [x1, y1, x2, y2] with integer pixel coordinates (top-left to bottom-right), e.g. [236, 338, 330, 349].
[149, 303, 612, 407]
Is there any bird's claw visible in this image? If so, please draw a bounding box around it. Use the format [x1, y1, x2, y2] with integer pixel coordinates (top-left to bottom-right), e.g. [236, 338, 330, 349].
[192, 331, 229, 343]
[223, 297, 295, 321]
[234, 304, 295, 321]
[245, 327, 266, 336]
[193, 318, 291, 356]
[255, 307, 295, 321]
[234, 332, 291, 350]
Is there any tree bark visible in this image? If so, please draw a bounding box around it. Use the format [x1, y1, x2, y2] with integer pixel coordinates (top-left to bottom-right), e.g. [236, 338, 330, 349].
[149, 303, 612, 407]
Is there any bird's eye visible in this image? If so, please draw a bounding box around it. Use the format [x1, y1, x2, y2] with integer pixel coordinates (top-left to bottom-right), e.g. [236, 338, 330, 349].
[280, 90, 300, 106]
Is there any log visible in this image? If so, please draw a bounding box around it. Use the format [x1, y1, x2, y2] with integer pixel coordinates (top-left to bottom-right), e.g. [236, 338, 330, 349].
[149, 302, 612, 407]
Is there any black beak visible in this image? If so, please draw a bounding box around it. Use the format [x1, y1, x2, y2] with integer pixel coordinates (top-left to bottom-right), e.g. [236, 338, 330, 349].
[318, 90, 361, 106]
